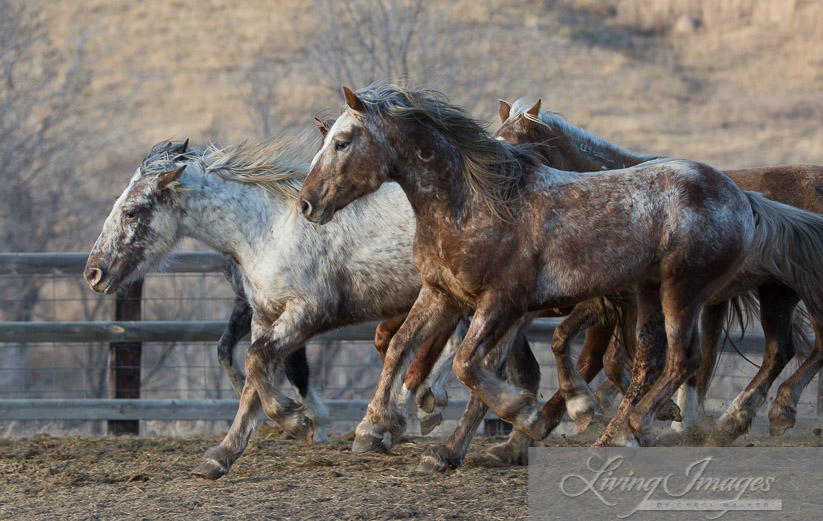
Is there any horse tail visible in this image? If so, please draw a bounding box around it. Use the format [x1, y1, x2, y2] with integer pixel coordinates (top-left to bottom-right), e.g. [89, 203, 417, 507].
[695, 293, 759, 404]
[744, 190, 823, 317]
[791, 304, 814, 359]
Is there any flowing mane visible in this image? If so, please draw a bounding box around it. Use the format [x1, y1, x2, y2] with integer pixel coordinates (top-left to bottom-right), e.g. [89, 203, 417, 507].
[509, 98, 659, 169]
[140, 135, 315, 204]
[204, 134, 313, 203]
[352, 83, 538, 218]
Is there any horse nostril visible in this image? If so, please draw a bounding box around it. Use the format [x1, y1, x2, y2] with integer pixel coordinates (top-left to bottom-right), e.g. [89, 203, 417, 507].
[300, 199, 313, 217]
[85, 266, 103, 286]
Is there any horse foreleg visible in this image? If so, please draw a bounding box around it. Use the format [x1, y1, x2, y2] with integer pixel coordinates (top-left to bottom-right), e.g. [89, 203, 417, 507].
[413, 321, 465, 434]
[418, 326, 527, 473]
[192, 379, 264, 480]
[374, 314, 406, 363]
[550, 299, 617, 432]
[193, 310, 318, 479]
[284, 346, 330, 444]
[539, 323, 613, 432]
[486, 328, 540, 466]
[769, 314, 823, 436]
[353, 286, 463, 453]
[452, 300, 546, 440]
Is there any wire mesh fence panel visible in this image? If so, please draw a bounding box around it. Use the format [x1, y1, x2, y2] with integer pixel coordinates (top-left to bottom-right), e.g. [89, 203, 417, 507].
[0, 254, 820, 438]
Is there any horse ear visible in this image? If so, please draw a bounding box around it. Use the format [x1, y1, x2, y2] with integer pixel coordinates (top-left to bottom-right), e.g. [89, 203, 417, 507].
[498, 100, 512, 123]
[314, 117, 329, 137]
[181, 138, 189, 153]
[523, 99, 542, 131]
[157, 165, 186, 191]
[527, 99, 542, 117]
[342, 86, 366, 112]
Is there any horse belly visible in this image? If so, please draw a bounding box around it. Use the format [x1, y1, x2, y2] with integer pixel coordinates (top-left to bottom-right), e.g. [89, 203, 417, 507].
[531, 240, 658, 307]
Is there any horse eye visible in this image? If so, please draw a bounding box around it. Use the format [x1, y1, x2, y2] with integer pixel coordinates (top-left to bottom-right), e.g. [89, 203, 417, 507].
[335, 140, 349, 151]
[124, 209, 138, 219]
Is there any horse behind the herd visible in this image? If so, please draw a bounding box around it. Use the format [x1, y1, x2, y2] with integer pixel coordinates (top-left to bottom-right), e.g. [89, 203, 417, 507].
[494, 98, 823, 445]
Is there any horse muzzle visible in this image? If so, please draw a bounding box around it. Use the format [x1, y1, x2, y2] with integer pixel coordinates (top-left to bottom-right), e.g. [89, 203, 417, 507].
[299, 199, 334, 225]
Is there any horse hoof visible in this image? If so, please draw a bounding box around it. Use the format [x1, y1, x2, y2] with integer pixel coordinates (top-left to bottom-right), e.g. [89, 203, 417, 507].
[656, 400, 682, 422]
[418, 409, 443, 435]
[611, 429, 641, 447]
[352, 432, 390, 453]
[415, 386, 436, 414]
[485, 441, 528, 466]
[191, 458, 228, 480]
[768, 402, 796, 436]
[417, 445, 454, 474]
[313, 428, 330, 444]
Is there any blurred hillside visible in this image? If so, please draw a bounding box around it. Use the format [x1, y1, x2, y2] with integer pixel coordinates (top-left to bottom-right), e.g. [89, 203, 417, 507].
[4, 0, 823, 252]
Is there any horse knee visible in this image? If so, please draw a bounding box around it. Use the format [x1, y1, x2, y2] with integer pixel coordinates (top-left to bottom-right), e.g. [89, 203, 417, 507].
[452, 356, 478, 388]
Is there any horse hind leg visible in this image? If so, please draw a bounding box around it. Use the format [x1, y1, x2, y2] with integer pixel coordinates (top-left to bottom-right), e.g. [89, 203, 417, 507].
[284, 346, 330, 444]
[596, 283, 666, 447]
[669, 301, 728, 434]
[486, 327, 540, 467]
[217, 294, 253, 398]
[710, 286, 797, 444]
[769, 314, 823, 436]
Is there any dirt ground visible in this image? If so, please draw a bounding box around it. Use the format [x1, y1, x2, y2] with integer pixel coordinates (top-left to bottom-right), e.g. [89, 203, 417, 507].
[3, 419, 823, 521]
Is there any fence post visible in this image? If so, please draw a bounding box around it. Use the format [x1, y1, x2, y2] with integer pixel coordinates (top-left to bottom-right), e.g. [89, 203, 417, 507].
[107, 279, 143, 435]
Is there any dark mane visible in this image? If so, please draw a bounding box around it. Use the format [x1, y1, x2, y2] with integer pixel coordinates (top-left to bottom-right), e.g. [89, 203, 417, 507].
[352, 83, 538, 218]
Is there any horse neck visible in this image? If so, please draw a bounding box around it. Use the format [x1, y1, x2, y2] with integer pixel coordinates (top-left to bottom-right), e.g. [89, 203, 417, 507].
[540, 119, 658, 172]
[176, 165, 285, 261]
[386, 121, 472, 226]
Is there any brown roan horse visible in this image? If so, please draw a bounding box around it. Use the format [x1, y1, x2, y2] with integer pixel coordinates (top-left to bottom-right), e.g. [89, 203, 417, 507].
[298, 83, 760, 446]
[496, 98, 823, 444]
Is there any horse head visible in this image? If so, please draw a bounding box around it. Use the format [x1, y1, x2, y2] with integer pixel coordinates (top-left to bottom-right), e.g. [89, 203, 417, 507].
[494, 98, 542, 145]
[299, 87, 392, 225]
[84, 142, 191, 294]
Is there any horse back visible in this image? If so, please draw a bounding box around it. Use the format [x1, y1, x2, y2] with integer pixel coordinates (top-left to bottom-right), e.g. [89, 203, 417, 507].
[725, 165, 823, 215]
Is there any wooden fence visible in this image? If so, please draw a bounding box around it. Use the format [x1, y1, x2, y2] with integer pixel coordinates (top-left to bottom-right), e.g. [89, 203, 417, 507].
[1, 252, 815, 435]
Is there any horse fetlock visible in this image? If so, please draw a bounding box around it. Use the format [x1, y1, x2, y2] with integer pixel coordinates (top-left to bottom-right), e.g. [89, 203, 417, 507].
[279, 412, 315, 445]
[627, 410, 654, 443]
[566, 393, 597, 433]
[312, 426, 330, 444]
[611, 428, 642, 447]
[768, 400, 797, 436]
[656, 399, 682, 422]
[485, 432, 530, 466]
[417, 445, 457, 474]
[512, 406, 549, 441]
